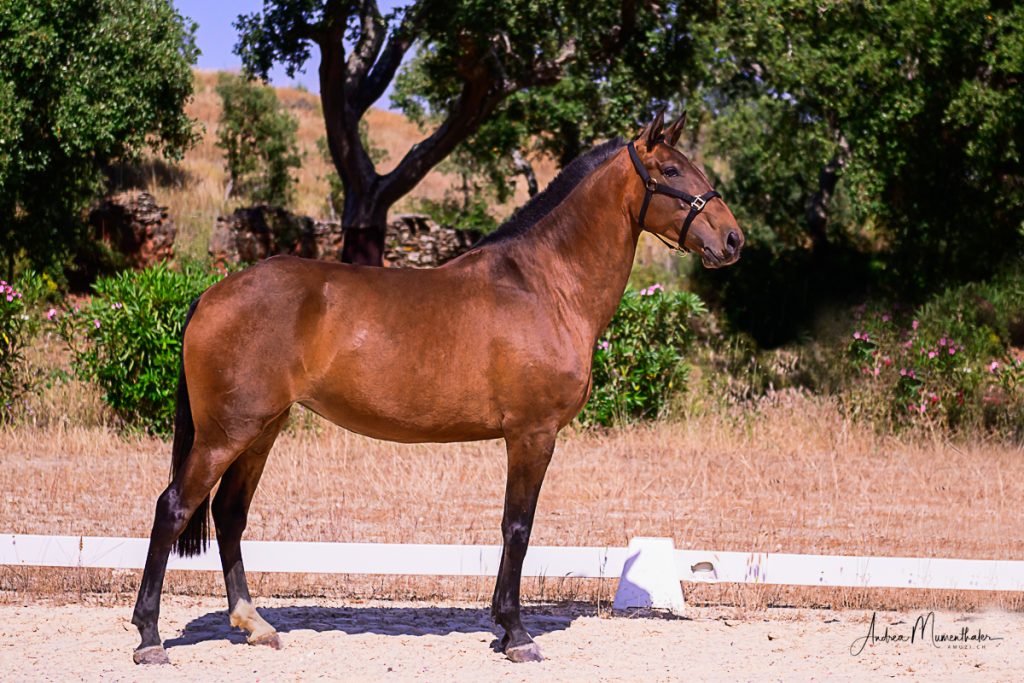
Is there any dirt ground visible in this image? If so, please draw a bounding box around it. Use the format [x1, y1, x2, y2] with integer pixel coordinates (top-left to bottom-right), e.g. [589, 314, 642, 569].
[0, 596, 1020, 682]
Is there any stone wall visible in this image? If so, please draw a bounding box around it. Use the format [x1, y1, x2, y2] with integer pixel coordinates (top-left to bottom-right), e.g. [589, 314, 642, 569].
[209, 206, 341, 266]
[383, 214, 482, 268]
[210, 207, 482, 268]
[88, 192, 176, 268]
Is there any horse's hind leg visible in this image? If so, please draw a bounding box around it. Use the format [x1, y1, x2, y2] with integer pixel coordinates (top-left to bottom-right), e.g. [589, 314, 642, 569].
[131, 438, 241, 664]
[213, 411, 289, 649]
[491, 427, 556, 663]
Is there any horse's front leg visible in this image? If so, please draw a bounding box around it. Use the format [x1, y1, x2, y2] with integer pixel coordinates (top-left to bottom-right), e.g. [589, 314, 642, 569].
[491, 427, 556, 663]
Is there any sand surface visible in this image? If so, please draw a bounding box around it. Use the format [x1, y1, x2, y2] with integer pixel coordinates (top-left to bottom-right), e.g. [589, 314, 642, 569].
[0, 597, 1020, 681]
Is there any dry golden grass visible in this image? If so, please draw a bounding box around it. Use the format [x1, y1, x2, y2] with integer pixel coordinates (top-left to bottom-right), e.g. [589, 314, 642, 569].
[135, 70, 557, 259]
[2, 391, 1022, 613]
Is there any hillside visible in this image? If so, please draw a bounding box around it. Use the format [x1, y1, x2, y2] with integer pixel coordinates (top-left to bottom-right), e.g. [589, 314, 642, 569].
[137, 70, 559, 259]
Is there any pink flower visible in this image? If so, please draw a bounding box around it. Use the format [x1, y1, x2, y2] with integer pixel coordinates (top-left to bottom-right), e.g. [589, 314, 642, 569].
[599, 340, 610, 351]
[912, 320, 919, 331]
[4, 294, 11, 302]
[928, 351, 936, 359]
[989, 361, 999, 373]
[46, 308, 57, 321]
[948, 347, 955, 356]
[93, 319, 101, 329]
[882, 314, 891, 322]
[939, 338, 947, 346]
[853, 332, 862, 340]
[900, 368, 907, 376]
[111, 302, 123, 310]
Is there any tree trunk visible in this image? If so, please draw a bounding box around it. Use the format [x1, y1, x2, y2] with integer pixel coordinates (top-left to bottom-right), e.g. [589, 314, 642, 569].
[805, 134, 850, 258]
[339, 188, 390, 266]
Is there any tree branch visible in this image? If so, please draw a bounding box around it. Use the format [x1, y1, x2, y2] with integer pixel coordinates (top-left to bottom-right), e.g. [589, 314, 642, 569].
[378, 47, 505, 205]
[354, 11, 421, 114]
[318, 32, 377, 199]
[345, 1, 386, 95]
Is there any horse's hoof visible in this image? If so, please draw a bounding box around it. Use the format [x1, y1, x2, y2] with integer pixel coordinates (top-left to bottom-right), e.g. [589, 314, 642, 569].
[248, 631, 282, 650]
[505, 641, 544, 663]
[133, 645, 170, 665]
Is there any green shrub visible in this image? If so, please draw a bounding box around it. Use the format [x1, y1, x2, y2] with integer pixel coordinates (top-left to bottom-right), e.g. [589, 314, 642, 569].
[580, 286, 706, 426]
[216, 73, 302, 206]
[844, 264, 1024, 436]
[53, 262, 223, 434]
[414, 195, 499, 235]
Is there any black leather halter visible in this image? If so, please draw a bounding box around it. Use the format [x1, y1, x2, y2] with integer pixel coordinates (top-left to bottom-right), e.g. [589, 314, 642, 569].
[627, 139, 721, 253]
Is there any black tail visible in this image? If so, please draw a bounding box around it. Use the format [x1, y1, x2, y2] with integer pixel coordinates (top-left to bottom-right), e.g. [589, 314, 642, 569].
[172, 299, 208, 558]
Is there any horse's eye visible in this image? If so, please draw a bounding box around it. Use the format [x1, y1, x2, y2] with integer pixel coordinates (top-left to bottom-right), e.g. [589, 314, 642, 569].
[663, 167, 679, 177]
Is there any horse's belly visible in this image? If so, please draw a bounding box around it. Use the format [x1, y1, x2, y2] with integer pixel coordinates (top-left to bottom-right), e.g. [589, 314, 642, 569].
[301, 383, 503, 444]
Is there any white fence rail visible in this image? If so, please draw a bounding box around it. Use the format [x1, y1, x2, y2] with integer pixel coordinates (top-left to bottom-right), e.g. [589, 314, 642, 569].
[3, 534, 1023, 593]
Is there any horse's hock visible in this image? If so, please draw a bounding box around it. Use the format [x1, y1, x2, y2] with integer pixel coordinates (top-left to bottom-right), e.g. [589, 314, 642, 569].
[210, 207, 482, 268]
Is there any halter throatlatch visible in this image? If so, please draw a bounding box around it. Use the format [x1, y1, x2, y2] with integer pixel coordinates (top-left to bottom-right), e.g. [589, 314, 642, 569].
[627, 139, 721, 253]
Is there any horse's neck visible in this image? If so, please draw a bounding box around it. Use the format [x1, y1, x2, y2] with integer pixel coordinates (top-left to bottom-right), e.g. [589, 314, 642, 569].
[506, 152, 640, 341]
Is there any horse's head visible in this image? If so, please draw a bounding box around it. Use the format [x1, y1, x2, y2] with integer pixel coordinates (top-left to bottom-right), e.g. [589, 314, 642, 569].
[629, 111, 743, 268]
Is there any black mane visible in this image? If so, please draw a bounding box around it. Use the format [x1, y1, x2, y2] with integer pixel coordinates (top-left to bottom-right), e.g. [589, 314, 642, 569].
[472, 137, 625, 248]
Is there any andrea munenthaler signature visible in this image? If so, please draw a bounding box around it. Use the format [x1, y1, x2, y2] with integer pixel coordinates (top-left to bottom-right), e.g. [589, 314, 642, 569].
[850, 611, 1004, 656]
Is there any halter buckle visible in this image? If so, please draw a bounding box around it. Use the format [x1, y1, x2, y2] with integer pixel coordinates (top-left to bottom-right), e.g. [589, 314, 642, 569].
[645, 178, 658, 192]
[691, 195, 706, 211]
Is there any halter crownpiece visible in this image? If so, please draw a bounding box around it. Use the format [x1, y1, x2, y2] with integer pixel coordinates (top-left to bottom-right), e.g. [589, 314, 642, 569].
[627, 139, 721, 253]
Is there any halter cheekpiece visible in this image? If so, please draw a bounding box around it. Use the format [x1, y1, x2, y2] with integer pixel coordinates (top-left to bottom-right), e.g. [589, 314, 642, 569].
[627, 138, 721, 253]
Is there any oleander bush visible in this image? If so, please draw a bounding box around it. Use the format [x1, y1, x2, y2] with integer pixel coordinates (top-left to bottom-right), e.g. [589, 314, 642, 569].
[52, 262, 223, 434]
[580, 285, 706, 426]
[843, 263, 1024, 436]
[1, 278, 29, 422]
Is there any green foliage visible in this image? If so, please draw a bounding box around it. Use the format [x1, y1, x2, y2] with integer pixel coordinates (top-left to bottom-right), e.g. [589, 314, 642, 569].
[699, 0, 1024, 306]
[415, 195, 497, 235]
[0, 0, 199, 272]
[215, 72, 302, 206]
[843, 263, 1024, 436]
[580, 286, 706, 426]
[391, 0, 711, 201]
[53, 262, 223, 434]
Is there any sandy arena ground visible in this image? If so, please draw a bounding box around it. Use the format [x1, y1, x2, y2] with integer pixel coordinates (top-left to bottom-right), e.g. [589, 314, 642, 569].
[0, 596, 1021, 682]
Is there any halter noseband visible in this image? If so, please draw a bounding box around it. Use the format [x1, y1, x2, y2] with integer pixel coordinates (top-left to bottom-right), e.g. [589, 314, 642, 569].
[627, 139, 721, 253]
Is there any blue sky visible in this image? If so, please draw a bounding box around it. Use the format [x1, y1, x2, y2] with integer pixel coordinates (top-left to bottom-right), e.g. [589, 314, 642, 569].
[172, 1, 411, 102]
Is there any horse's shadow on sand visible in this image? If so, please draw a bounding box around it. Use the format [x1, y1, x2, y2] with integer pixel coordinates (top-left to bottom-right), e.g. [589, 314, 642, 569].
[164, 604, 589, 652]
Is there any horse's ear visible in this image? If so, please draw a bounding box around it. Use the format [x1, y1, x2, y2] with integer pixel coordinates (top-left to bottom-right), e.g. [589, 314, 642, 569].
[640, 108, 666, 148]
[665, 111, 687, 147]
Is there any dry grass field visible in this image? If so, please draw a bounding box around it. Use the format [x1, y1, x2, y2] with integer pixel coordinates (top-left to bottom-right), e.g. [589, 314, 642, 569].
[2, 374, 1022, 614]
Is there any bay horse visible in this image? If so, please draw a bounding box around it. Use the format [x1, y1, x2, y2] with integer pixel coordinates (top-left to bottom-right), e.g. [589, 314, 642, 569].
[131, 111, 743, 665]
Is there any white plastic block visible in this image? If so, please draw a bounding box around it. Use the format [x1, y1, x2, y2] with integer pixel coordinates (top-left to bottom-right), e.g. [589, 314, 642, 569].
[613, 536, 685, 614]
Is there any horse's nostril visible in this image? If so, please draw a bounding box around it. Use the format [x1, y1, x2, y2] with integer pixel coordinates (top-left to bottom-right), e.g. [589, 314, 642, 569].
[726, 230, 741, 255]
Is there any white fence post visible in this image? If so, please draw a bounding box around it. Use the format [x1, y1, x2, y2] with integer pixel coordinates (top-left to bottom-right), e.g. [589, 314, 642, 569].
[612, 537, 685, 614]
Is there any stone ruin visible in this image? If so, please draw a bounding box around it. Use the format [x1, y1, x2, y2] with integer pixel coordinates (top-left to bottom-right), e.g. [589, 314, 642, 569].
[209, 207, 483, 269]
[88, 191, 176, 269]
[209, 206, 338, 265]
[383, 214, 483, 268]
